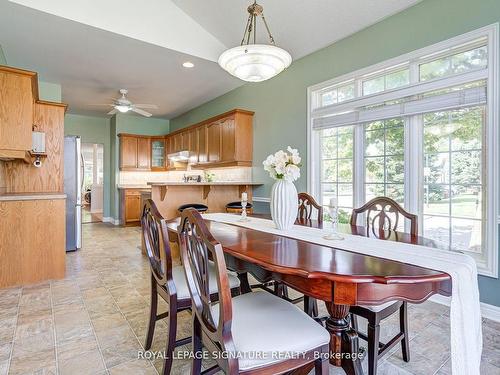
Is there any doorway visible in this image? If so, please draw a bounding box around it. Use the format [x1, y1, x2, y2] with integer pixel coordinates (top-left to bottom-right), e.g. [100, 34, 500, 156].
[82, 143, 104, 224]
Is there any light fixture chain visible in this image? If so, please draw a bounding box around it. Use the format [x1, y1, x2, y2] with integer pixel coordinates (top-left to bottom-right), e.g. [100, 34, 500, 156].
[240, 12, 253, 46]
[260, 13, 275, 45]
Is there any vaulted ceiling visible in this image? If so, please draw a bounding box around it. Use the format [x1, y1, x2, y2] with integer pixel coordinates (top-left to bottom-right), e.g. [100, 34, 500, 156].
[0, 0, 422, 118]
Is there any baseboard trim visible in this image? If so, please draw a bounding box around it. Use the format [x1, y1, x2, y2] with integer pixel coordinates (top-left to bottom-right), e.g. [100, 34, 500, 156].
[252, 196, 270, 203]
[430, 294, 500, 322]
[102, 217, 120, 225]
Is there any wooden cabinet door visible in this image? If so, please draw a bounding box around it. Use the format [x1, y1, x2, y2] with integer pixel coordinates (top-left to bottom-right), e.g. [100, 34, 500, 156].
[182, 131, 190, 151]
[0, 71, 33, 151]
[137, 137, 151, 170]
[221, 118, 236, 161]
[207, 121, 221, 163]
[197, 125, 207, 163]
[120, 136, 138, 170]
[187, 129, 198, 164]
[151, 137, 166, 170]
[173, 133, 183, 152]
[125, 194, 141, 223]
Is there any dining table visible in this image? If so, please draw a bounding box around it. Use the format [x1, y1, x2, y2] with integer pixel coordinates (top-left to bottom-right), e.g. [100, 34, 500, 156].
[165, 214, 452, 375]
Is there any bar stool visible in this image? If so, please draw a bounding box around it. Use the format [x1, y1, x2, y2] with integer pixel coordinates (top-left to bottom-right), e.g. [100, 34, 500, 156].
[225, 201, 253, 214]
[177, 203, 208, 214]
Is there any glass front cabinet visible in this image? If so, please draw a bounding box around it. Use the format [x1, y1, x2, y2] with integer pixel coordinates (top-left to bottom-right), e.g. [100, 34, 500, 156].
[150, 137, 167, 171]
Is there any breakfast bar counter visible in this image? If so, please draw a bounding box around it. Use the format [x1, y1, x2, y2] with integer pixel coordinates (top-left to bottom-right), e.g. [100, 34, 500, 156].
[148, 181, 263, 219]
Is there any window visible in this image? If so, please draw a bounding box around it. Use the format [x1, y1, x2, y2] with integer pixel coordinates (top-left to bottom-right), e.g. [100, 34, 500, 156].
[308, 25, 498, 277]
[319, 127, 354, 222]
[364, 118, 405, 207]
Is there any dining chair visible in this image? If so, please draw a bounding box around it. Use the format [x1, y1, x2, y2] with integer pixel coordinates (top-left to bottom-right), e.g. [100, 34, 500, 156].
[178, 208, 331, 375]
[141, 199, 241, 375]
[277, 193, 323, 316]
[349, 196, 416, 375]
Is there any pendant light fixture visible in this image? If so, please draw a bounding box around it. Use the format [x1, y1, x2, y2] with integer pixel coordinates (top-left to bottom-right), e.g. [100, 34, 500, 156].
[218, 1, 292, 82]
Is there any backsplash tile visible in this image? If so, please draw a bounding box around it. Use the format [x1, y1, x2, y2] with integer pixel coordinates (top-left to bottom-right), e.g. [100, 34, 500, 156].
[119, 167, 252, 186]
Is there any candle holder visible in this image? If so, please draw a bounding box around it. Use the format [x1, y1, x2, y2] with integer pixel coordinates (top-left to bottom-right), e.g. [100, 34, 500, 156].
[238, 200, 250, 222]
[323, 204, 344, 240]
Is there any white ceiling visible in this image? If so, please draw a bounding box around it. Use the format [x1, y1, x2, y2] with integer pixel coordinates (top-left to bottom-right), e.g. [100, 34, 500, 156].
[172, 0, 422, 60]
[0, 0, 422, 119]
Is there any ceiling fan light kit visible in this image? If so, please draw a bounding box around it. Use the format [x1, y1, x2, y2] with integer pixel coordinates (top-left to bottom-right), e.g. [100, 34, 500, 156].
[218, 1, 292, 82]
[106, 89, 157, 117]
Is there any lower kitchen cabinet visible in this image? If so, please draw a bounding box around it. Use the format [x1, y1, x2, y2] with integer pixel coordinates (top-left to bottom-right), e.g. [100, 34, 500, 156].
[120, 188, 145, 226]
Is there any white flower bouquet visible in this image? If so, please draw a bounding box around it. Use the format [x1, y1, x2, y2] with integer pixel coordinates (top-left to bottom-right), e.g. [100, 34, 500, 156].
[262, 146, 301, 182]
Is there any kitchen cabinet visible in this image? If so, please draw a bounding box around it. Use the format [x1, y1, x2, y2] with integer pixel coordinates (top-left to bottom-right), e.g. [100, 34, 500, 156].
[206, 121, 221, 163]
[119, 109, 254, 171]
[191, 110, 253, 169]
[137, 137, 151, 170]
[0, 66, 37, 161]
[197, 125, 208, 163]
[118, 134, 150, 171]
[221, 117, 236, 161]
[121, 189, 143, 226]
[151, 137, 166, 171]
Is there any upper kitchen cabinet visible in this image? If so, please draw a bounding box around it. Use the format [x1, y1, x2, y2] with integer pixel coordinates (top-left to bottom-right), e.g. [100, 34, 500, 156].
[196, 125, 208, 164]
[0, 66, 38, 160]
[192, 109, 254, 169]
[150, 137, 166, 171]
[206, 120, 221, 163]
[118, 134, 151, 171]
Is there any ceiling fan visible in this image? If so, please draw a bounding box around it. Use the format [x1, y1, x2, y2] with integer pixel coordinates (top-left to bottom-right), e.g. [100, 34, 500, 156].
[106, 89, 158, 117]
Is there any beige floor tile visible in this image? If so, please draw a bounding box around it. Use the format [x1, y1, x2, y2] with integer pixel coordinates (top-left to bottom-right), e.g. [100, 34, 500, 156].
[0, 341, 11, 362]
[108, 358, 156, 375]
[0, 318, 16, 344]
[58, 344, 105, 375]
[8, 347, 56, 375]
[0, 360, 8, 375]
[100, 337, 142, 368]
[14, 316, 53, 340]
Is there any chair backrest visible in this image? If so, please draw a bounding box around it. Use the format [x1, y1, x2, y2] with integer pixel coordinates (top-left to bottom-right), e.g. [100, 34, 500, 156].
[297, 192, 323, 223]
[141, 199, 173, 287]
[177, 208, 236, 370]
[350, 196, 418, 237]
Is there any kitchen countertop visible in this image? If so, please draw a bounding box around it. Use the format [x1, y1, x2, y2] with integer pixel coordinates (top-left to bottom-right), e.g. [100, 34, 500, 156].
[0, 192, 67, 201]
[148, 182, 263, 186]
[117, 185, 152, 190]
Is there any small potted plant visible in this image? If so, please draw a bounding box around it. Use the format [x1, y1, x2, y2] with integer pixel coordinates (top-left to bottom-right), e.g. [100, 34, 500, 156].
[263, 146, 301, 230]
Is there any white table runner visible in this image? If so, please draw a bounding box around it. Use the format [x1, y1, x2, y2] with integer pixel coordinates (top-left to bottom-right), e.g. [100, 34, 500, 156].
[203, 213, 482, 375]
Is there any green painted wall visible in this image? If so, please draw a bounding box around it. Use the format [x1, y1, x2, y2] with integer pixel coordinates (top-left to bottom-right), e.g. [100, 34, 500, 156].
[64, 114, 112, 218]
[0, 45, 6, 65]
[170, 0, 500, 307]
[38, 81, 62, 102]
[110, 113, 170, 221]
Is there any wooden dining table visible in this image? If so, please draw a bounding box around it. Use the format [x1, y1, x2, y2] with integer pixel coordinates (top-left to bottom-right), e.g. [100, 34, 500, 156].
[165, 214, 452, 375]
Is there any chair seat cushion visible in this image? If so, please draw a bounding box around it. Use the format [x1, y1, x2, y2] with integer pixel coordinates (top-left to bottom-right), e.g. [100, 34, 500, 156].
[212, 291, 330, 371]
[358, 300, 398, 312]
[171, 263, 240, 300]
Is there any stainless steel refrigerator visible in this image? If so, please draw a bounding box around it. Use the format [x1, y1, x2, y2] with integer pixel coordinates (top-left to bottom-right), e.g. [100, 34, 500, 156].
[64, 135, 82, 251]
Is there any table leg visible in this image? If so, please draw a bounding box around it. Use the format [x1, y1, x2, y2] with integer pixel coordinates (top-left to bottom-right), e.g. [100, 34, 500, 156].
[237, 272, 252, 294]
[325, 302, 364, 375]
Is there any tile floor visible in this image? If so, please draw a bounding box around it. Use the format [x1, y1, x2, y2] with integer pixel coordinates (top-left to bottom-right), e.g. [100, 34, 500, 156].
[0, 222, 499, 375]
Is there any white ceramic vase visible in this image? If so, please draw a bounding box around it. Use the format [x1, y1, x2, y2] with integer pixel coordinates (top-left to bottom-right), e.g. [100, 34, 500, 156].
[270, 179, 298, 230]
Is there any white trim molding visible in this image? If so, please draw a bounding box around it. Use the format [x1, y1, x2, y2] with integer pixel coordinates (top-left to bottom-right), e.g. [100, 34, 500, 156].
[430, 294, 500, 323]
[102, 217, 120, 225]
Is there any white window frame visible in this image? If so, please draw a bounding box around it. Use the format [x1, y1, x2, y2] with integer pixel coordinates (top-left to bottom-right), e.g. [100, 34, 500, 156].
[307, 24, 499, 278]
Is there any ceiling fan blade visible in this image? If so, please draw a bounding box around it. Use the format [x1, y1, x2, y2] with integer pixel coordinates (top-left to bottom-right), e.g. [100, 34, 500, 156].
[133, 104, 159, 109]
[107, 108, 118, 115]
[89, 104, 115, 107]
[131, 107, 152, 117]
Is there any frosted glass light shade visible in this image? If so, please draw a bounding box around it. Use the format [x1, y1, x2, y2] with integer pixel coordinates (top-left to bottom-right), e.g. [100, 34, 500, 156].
[218, 44, 292, 82]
